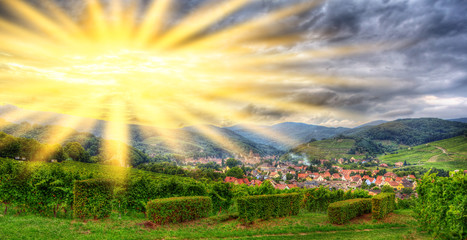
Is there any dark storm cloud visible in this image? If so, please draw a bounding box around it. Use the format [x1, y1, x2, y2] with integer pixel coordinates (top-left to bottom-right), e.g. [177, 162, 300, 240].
[240, 104, 291, 121]
[1, 0, 465, 126]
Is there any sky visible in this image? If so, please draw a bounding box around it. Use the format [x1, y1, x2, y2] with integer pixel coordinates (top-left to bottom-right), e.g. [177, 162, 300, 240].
[0, 0, 466, 128]
[225, 0, 467, 127]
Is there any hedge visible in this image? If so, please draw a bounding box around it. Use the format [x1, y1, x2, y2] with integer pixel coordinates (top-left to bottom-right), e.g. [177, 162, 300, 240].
[237, 193, 302, 223]
[73, 179, 114, 219]
[372, 193, 395, 220]
[303, 187, 371, 213]
[328, 198, 372, 224]
[147, 196, 212, 224]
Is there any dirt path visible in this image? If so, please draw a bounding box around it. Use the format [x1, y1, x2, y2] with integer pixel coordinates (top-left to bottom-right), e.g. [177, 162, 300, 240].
[428, 154, 439, 162]
[434, 146, 447, 154]
[202, 227, 405, 239]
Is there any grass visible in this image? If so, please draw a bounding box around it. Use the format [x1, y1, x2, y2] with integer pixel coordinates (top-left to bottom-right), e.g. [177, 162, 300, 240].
[0, 209, 430, 240]
[293, 138, 366, 160]
[379, 136, 467, 170]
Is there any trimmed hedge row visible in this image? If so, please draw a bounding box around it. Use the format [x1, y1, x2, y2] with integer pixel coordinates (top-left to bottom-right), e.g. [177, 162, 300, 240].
[303, 187, 371, 213]
[237, 193, 302, 223]
[147, 196, 212, 224]
[327, 198, 372, 224]
[372, 193, 395, 219]
[73, 179, 114, 219]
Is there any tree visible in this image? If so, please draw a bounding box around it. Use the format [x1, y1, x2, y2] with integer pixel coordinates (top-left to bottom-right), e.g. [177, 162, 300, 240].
[361, 181, 368, 189]
[381, 185, 394, 193]
[286, 173, 293, 180]
[226, 167, 244, 178]
[50, 144, 68, 162]
[401, 187, 413, 195]
[64, 142, 90, 162]
[403, 160, 407, 166]
[0, 134, 20, 158]
[323, 161, 332, 169]
[226, 158, 241, 168]
[329, 168, 338, 175]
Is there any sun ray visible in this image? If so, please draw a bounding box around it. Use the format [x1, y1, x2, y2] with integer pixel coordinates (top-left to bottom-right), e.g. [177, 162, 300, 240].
[102, 99, 129, 168]
[134, 0, 173, 48]
[39, 0, 86, 39]
[84, 0, 108, 41]
[165, 105, 249, 157]
[180, 0, 323, 51]
[0, 0, 78, 45]
[153, 0, 251, 50]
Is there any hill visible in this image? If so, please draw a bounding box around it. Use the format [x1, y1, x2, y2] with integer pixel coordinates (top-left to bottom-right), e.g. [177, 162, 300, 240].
[227, 122, 349, 151]
[131, 124, 282, 158]
[355, 120, 389, 128]
[343, 118, 467, 146]
[448, 118, 467, 123]
[285, 138, 362, 161]
[379, 135, 467, 170]
[283, 118, 467, 165]
[0, 121, 149, 166]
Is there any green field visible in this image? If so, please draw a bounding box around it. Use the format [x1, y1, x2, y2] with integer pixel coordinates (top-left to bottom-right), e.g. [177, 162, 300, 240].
[291, 138, 365, 160]
[0, 210, 429, 240]
[379, 136, 467, 170]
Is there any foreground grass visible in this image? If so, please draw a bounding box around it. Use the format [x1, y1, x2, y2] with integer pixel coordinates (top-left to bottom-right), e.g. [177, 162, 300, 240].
[0, 209, 430, 240]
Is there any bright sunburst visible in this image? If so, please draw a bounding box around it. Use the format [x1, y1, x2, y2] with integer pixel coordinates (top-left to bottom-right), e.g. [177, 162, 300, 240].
[0, 0, 391, 165]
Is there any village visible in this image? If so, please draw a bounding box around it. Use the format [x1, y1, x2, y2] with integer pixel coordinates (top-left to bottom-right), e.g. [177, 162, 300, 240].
[187, 155, 419, 198]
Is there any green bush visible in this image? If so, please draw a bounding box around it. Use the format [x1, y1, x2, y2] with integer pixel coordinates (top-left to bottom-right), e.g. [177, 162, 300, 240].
[372, 193, 395, 220]
[415, 170, 466, 239]
[303, 187, 370, 213]
[237, 193, 302, 223]
[396, 197, 415, 209]
[73, 179, 113, 219]
[328, 198, 372, 224]
[147, 196, 212, 224]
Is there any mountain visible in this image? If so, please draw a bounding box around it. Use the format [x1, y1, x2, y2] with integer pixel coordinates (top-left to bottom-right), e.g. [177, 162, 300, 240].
[345, 118, 467, 146]
[227, 122, 349, 151]
[284, 118, 467, 162]
[379, 135, 467, 170]
[448, 118, 467, 123]
[129, 124, 282, 158]
[355, 120, 388, 128]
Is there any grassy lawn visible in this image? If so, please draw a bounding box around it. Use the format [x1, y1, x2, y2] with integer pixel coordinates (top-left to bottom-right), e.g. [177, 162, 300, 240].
[0, 209, 430, 240]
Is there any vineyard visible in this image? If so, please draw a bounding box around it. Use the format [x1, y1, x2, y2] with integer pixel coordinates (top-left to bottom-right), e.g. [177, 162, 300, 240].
[0, 157, 465, 239]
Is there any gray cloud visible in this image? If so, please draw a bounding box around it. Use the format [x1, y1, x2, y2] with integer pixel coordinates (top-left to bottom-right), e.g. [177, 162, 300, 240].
[1, 0, 466, 127]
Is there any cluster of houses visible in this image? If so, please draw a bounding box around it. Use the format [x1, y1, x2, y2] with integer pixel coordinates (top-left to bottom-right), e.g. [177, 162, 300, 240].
[223, 161, 418, 194]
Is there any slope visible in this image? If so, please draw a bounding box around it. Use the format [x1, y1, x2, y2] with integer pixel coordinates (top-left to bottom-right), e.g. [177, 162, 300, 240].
[379, 135, 467, 170]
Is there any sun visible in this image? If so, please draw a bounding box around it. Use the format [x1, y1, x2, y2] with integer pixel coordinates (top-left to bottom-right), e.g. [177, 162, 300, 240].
[0, 0, 388, 166]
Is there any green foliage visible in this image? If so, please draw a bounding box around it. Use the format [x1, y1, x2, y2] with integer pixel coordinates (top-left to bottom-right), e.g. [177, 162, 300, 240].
[237, 193, 302, 223]
[146, 196, 212, 224]
[137, 162, 186, 176]
[379, 135, 467, 170]
[327, 198, 372, 224]
[226, 166, 244, 178]
[64, 142, 90, 163]
[225, 158, 242, 168]
[371, 193, 395, 220]
[415, 170, 466, 239]
[348, 118, 467, 146]
[302, 187, 370, 213]
[73, 179, 114, 219]
[209, 182, 233, 213]
[348, 138, 386, 156]
[381, 185, 394, 193]
[396, 197, 415, 210]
